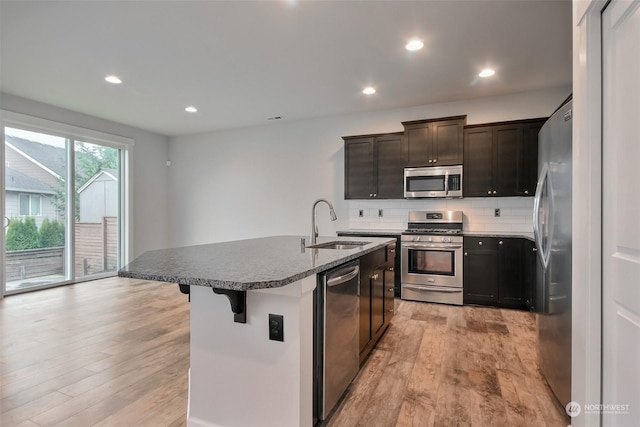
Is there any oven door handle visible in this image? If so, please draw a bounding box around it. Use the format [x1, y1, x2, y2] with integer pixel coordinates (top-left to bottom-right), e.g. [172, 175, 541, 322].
[402, 243, 462, 250]
[403, 285, 462, 293]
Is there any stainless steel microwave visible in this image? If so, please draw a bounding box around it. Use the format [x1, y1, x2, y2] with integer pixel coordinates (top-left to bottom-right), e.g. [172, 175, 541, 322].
[404, 165, 463, 198]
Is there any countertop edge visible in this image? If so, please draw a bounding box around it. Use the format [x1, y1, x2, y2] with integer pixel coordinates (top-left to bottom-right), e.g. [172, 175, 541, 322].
[118, 237, 395, 291]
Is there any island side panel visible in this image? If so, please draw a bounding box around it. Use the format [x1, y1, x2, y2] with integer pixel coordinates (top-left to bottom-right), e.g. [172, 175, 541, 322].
[187, 276, 316, 427]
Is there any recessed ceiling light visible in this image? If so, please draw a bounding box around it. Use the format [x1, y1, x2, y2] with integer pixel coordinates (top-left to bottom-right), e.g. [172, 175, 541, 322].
[405, 38, 424, 51]
[479, 68, 496, 78]
[105, 75, 122, 84]
[185, 106, 198, 113]
[362, 87, 376, 95]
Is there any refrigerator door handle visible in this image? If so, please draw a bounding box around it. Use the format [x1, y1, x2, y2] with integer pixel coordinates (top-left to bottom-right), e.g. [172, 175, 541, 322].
[533, 164, 552, 269]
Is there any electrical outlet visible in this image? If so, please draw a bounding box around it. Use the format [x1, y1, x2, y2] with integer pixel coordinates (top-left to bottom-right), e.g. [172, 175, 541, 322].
[359, 209, 364, 217]
[269, 314, 284, 342]
[378, 209, 383, 217]
[494, 208, 501, 217]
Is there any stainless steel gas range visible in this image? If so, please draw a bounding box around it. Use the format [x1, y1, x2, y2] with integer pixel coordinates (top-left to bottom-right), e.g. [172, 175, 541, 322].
[401, 210, 463, 305]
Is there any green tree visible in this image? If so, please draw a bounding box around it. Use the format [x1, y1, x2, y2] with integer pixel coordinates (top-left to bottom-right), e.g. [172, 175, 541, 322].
[6, 217, 40, 251]
[39, 218, 65, 248]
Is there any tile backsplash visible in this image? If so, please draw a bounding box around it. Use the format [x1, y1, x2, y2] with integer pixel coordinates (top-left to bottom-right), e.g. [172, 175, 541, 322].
[348, 197, 534, 233]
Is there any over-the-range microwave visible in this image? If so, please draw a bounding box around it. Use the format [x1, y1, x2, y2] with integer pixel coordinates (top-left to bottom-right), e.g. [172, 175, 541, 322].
[404, 165, 463, 198]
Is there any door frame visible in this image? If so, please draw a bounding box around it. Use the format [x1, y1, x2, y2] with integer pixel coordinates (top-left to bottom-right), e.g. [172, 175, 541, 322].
[573, 1, 609, 426]
[1, 110, 134, 296]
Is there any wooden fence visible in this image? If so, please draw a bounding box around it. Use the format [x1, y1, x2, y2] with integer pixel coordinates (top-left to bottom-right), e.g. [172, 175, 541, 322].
[5, 216, 118, 281]
[5, 247, 64, 282]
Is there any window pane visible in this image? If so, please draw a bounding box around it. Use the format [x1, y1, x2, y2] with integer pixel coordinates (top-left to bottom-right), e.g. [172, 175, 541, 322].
[4, 126, 68, 292]
[75, 140, 120, 279]
[19, 194, 29, 215]
[32, 195, 41, 216]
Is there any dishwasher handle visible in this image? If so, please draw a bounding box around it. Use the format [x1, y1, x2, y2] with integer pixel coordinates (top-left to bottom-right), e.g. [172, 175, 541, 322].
[327, 266, 360, 287]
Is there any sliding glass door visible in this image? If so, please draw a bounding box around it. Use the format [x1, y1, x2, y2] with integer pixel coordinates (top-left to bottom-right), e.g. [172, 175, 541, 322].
[3, 127, 70, 292]
[2, 116, 129, 296]
[74, 140, 120, 280]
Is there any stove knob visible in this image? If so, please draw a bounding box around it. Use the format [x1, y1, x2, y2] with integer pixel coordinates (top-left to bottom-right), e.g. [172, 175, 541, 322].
[427, 237, 433, 242]
[441, 237, 447, 243]
[448, 237, 453, 243]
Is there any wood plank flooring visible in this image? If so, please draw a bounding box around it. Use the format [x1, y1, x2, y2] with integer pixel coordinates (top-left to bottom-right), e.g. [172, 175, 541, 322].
[1, 277, 568, 426]
[328, 299, 569, 427]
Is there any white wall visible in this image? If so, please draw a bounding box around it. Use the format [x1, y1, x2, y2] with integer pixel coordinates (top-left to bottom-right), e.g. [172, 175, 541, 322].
[1, 93, 171, 258]
[168, 87, 569, 247]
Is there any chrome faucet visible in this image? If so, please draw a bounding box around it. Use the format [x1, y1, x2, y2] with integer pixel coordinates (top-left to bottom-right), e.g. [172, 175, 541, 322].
[311, 199, 337, 245]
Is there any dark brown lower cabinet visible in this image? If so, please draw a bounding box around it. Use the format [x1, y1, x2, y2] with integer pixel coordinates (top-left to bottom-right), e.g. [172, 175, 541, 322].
[358, 245, 394, 364]
[464, 237, 527, 309]
[463, 238, 499, 304]
[523, 239, 538, 311]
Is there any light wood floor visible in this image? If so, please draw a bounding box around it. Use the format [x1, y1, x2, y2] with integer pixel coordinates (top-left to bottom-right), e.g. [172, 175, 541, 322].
[1, 277, 568, 426]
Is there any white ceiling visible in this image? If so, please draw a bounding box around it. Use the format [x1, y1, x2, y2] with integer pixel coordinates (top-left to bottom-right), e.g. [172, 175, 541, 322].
[0, 0, 572, 137]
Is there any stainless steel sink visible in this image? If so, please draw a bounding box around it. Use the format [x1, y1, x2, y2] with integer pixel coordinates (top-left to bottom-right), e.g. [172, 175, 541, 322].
[307, 241, 370, 250]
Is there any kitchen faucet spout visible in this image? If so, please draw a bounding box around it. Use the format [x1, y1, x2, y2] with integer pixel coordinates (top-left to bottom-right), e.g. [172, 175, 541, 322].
[311, 199, 337, 245]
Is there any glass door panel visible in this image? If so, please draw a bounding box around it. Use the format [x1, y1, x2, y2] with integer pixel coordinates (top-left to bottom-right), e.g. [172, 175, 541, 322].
[74, 141, 120, 279]
[3, 127, 70, 293]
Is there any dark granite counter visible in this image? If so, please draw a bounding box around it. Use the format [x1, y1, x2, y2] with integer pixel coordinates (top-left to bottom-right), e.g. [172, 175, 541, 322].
[118, 235, 394, 291]
[337, 229, 404, 236]
[464, 231, 534, 241]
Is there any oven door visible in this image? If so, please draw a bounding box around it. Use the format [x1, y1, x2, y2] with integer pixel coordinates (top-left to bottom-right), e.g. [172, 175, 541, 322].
[401, 242, 462, 288]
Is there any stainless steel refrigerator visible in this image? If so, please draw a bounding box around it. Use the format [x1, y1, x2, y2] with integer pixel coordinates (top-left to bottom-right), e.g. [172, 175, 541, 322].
[533, 97, 572, 409]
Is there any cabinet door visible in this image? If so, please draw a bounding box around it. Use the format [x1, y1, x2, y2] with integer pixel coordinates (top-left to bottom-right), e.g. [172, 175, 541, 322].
[463, 238, 499, 304]
[358, 253, 372, 353]
[344, 137, 374, 199]
[431, 119, 464, 166]
[371, 268, 385, 335]
[520, 121, 544, 196]
[497, 238, 524, 307]
[375, 134, 405, 199]
[383, 266, 394, 324]
[463, 127, 494, 196]
[523, 239, 537, 311]
[404, 122, 432, 166]
[493, 124, 522, 196]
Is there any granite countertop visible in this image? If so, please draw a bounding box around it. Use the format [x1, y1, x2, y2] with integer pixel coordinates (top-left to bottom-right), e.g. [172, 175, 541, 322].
[118, 235, 394, 291]
[337, 229, 404, 236]
[339, 228, 534, 241]
[464, 231, 535, 241]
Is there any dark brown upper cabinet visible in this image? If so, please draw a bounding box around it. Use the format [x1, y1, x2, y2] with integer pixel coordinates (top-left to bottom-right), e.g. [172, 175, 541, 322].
[463, 118, 546, 197]
[344, 132, 406, 199]
[402, 116, 466, 167]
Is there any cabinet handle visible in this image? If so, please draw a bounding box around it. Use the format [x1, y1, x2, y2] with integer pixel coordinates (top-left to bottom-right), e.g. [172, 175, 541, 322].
[388, 267, 394, 272]
[373, 193, 377, 197]
[389, 248, 395, 253]
[499, 240, 503, 245]
[487, 190, 492, 195]
[369, 193, 373, 197]
[464, 252, 468, 256]
[388, 309, 394, 313]
[478, 241, 483, 245]
[387, 288, 394, 292]
[524, 190, 529, 195]
[493, 190, 497, 195]
[533, 247, 538, 252]
[433, 159, 437, 163]
[428, 159, 433, 163]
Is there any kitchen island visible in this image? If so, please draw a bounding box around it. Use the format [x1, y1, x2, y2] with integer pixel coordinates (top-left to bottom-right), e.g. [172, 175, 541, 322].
[119, 235, 394, 427]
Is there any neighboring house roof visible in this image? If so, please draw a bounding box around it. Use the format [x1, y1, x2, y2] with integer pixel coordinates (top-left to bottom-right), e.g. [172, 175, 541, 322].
[5, 135, 67, 178]
[77, 168, 118, 194]
[5, 167, 56, 194]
